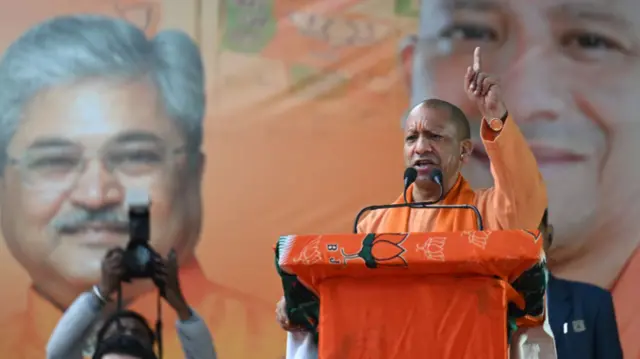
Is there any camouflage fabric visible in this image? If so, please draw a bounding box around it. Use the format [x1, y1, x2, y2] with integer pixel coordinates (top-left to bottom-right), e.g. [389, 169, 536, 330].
[507, 260, 548, 342]
[274, 241, 320, 345]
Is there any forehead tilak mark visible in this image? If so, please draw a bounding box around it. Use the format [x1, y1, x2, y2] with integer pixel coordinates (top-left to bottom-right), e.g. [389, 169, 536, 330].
[406, 107, 449, 133]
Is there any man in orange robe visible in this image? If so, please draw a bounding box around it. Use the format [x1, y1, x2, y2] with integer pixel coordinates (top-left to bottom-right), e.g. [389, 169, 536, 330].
[277, 47, 549, 358]
[358, 46, 546, 234]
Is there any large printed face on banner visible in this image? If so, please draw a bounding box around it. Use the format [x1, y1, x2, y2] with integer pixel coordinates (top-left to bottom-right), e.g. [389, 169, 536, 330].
[0, 9, 289, 359]
[0, 15, 205, 306]
[402, 0, 640, 288]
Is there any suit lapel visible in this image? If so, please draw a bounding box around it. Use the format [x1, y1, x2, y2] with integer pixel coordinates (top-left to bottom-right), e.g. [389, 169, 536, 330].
[548, 275, 572, 326]
[547, 275, 572, 356]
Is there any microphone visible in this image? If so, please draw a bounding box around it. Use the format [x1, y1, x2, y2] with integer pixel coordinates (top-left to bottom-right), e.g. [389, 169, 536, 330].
[403, 167, 417, 204]
[405, 168, 443, 206]
[431, 168, 443, 188]
[410, 168, 483, 230]
[353, 167, 441, 234]
[426, 168, 444, 203]
[353, 168, 484, 233]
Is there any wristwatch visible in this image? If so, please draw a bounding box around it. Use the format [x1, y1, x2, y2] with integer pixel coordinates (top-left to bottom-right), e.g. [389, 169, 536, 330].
[488, 112, 508, 132]
[92, 285, 111, 305]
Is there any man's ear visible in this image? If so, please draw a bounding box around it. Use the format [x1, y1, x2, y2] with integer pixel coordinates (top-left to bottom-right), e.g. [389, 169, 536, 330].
[460, 139, 473, 164]
[398, 34, 417, 92]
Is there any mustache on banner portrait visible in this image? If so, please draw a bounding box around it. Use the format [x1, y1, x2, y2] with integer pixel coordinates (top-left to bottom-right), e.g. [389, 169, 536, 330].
[48, 207, 156, 301]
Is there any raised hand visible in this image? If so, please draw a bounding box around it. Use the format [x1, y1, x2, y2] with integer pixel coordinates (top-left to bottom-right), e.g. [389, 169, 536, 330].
[275, 296, 305, 332]
[464, 47, 507, 120]
[153, 249, 192, 320]
[98, 248, 125, 298]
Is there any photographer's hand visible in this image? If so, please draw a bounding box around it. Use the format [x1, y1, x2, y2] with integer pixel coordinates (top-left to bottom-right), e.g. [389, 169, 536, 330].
[97, 248, 125, 299]
[153, 249, 192, 321]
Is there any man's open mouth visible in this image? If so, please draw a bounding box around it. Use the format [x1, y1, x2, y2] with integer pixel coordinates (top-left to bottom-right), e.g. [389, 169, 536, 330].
[413, 159, 438, 169]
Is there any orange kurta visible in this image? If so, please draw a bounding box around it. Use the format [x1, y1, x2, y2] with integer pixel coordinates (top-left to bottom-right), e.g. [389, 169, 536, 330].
[0, 261, 286, 359]
[352, 113, 550, 347]
[357, 114, 547, 233]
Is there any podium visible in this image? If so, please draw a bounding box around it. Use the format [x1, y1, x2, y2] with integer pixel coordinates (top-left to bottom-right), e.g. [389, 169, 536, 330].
[277, 230, 544, 359]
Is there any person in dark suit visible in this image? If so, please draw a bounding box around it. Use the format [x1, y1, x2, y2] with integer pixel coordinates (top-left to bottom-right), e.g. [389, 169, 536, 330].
[541, 210, 624, 359]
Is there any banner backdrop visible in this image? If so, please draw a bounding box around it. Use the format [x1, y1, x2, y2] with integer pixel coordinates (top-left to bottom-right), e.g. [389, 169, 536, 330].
[0, 0, 638, 358]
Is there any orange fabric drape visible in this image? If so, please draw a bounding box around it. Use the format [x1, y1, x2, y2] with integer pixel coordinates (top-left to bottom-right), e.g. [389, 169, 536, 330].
[279, 230, 543, 359]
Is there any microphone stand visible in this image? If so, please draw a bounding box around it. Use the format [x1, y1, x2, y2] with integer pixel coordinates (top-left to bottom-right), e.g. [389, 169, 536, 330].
[410, 203, 484, 230]
[408, 180, 484, 230]
[404, 180, 442, 207]
[353, 202, 419, 234]
[354, 176, 484, 233]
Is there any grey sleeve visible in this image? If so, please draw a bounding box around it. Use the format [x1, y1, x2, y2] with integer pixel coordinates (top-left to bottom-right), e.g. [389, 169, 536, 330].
[46, 292, 103, 359]
[175, 308, 217, 359]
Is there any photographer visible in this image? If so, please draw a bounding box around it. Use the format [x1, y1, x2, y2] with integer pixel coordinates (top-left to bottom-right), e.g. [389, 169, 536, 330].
[91, 310, 158, 359]
[46, 248, 217, 359]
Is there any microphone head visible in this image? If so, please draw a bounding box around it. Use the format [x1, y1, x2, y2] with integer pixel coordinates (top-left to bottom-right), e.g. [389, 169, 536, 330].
[429, 168, 444, 185]
[403, 167, 418, 187]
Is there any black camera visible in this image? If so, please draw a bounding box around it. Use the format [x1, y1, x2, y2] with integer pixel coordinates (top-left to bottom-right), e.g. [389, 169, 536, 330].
[122, 189, 158, 281]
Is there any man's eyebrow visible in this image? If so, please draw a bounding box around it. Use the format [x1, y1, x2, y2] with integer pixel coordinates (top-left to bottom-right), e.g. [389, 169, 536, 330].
[406, 122, 446, 133]
[26, 137, 78, 150]
[549, 3, 630, 27]
[443, 0, 503, 11]
[112, 130, 163, 144]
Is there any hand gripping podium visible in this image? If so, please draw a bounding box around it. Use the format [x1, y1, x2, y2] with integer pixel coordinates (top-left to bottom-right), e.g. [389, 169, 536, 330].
[276, 230, 544, 359]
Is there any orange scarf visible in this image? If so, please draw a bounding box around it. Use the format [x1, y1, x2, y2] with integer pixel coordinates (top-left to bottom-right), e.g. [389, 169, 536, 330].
[380, 174, 479, 232]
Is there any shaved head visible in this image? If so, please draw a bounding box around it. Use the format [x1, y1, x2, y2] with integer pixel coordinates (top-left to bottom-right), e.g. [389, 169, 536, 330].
[405, 99, 471, 140]
[403, 97, 474, 198]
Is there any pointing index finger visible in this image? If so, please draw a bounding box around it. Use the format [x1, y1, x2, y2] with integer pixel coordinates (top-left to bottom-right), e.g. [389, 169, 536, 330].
[472, 47, 481, 72]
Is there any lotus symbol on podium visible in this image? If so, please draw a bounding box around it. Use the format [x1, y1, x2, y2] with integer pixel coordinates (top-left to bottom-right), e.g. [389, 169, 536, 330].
[341, 233, 409, 268]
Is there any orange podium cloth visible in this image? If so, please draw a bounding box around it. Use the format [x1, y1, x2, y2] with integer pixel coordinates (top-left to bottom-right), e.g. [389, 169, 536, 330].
[277, 230, 543, 359]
